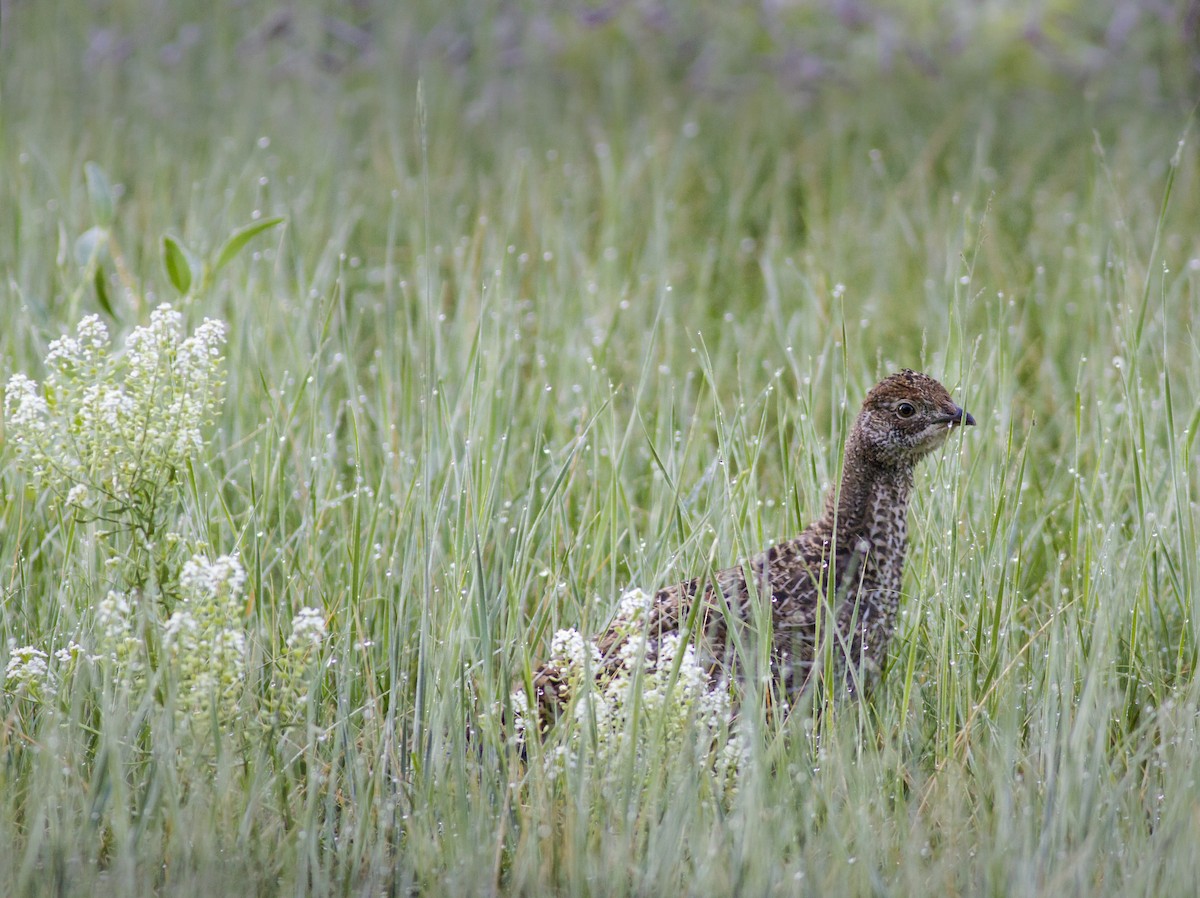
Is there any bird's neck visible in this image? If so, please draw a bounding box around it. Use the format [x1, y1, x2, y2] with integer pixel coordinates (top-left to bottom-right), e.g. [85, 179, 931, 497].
[821, 434, 916, 548]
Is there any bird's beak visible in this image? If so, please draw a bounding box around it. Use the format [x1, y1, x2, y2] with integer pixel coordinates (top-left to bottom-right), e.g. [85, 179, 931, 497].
[951, 406, 976, 427]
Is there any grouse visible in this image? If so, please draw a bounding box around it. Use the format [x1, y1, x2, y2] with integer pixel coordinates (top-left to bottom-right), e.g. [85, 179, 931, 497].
[530, 369, 974, 725]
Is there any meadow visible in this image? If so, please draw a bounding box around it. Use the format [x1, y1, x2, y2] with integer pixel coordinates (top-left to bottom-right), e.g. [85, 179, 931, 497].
[2, 2, 1200, 894]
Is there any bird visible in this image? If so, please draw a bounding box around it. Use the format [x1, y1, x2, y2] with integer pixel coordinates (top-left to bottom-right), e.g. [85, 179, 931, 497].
[528, 369, 975, 728]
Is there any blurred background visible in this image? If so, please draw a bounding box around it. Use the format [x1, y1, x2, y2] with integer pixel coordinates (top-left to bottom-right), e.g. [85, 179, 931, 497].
[4, 3, 1200, 893]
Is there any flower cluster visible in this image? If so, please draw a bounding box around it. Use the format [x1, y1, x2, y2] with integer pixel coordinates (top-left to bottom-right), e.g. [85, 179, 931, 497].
[515, 589, 746, 790]
[287, 607, 328, 650]
[4, 305, 227, 533]
[4, 641, 89, 703]
[4, 308, 330, 743]
[15, 554, 328, 733]
[4, 645, 51, 699]
[262, 604, 328, 728]
[96, 589, 145, 678]
[161, 554, 250, 726]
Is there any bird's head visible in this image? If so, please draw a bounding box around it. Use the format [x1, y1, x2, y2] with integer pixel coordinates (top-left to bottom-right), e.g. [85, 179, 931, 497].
[851, 369, 975, 467]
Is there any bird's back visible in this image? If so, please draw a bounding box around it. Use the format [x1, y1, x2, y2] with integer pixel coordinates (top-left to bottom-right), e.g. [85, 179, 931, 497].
[532, 515, 892, 726]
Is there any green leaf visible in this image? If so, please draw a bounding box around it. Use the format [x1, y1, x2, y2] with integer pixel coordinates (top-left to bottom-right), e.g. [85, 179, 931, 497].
[93, 266, 115, 318]
[162, 233, 201, 295]
[84, 162, 115, 227]
[74, 226, 109, 269]
[212, 216, 284, 275]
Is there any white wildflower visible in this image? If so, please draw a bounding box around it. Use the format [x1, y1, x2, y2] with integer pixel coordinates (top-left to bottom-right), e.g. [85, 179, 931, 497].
[545, 743, 578, 776]
[4, 305, 229, 528]
[164, 553, 249, 727]
[75, 314, 110, 352]
[5, 646, 52, 696]
[177, 318, 228, 382]
[96, 591, 132, 639]
[698, 680, 733, 727]
[93, 590, 145, 681]
[287, 607, 327, 650]
[716, 732, 750, 785]
[45, 336, 79, 376]
[527, 588, 747, 793]
[266, 605, 330, 728]
[125, 303, 183, 385]
[78, 383, 132, 431]
[212, 628, 247, 665]
[4, 374, 48, 433]
[509, 690, 531, 739]
[44, 314, 109, 375]
[549, 627, 601, 678]
[53, 642, 87, 664]
[614, 588, 652, 625]
[180, 553, 246, 602]
[617, 632, 650, 671]
[164, 610, 199, 644]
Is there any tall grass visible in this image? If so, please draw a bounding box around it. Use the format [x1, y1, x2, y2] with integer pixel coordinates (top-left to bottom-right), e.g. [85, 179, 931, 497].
[2, 1, 1199, 894]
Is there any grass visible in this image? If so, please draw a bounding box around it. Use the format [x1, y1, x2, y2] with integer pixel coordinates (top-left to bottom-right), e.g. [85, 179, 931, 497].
[2, 1, 1200, 894]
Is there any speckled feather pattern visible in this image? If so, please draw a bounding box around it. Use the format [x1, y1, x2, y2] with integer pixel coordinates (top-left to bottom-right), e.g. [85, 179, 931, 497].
[532, 370, 973, 722]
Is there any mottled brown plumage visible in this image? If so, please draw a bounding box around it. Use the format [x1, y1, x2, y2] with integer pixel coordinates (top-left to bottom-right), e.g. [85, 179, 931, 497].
[532, 369, 974, 723]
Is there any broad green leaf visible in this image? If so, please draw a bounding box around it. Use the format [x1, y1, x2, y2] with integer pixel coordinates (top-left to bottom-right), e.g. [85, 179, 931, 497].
[93, 266, 115, 318]
[162, 233, 201, 295]
[74, 226, 109, 269]
[213, 216, 284, 275]
[84, 162, 115, 227]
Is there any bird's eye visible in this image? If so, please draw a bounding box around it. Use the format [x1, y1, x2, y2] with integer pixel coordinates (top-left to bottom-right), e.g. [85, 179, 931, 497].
[896, 402, 916, 419]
